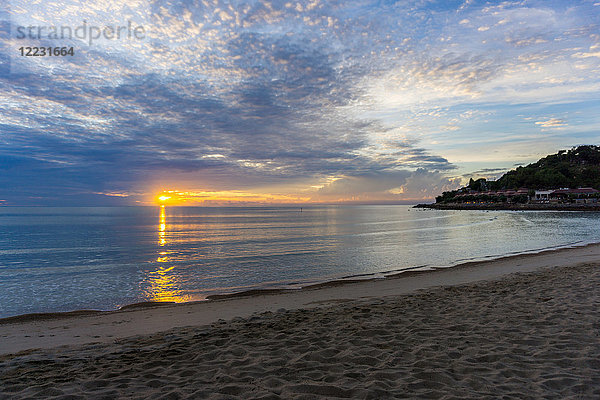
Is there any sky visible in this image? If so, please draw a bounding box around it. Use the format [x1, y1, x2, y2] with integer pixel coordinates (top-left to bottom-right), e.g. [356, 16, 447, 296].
[0, 0, 599, 206]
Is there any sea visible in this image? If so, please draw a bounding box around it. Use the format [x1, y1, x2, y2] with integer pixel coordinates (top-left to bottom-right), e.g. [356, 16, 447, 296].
[1, 205, 599, 318]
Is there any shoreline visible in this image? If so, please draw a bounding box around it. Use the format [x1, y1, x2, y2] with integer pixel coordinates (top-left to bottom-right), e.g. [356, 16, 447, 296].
[0, 240, 595, 324]
[2, 252, 600, 398]
[415, 203, 600, 211]
[2, 242, 600, 355]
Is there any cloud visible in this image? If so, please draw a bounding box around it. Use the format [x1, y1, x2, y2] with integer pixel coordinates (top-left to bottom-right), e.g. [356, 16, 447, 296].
[535, 118, 567, 129]
[462, 167, 509, 180]
[312, 169, 461, 202]
[1, 0, 599, 205]
[572, 51, 600, 59]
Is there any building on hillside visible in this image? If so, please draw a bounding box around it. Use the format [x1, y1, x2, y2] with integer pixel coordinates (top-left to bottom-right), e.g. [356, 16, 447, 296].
[549, 188, 599, 204]
[533, 190, 554, 203]
[452, 187, 598, 205]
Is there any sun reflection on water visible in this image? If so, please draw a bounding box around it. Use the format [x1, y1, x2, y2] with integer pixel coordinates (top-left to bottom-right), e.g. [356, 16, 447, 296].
[145, 206, 192, 303]
[147, 266, 192, 303]
[158, 205, 167, 246]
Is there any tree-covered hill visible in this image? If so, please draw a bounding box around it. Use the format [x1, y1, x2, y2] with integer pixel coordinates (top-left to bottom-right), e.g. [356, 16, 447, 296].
[488, 145, 600, 190]
[436, 145, 600, 204]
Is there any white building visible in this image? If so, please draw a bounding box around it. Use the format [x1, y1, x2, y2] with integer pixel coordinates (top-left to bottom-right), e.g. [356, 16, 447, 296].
[533, 190, 553, 203]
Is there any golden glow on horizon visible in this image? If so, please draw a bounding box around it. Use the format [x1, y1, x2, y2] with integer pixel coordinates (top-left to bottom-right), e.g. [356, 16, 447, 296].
[153, 189, 310, 205]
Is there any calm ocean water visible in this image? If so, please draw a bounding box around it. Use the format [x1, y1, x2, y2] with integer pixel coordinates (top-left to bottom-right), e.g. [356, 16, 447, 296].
[1, 205, 599, 318]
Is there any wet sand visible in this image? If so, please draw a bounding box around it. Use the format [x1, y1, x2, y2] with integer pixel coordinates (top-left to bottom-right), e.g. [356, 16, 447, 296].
[1, 244, 600, 398]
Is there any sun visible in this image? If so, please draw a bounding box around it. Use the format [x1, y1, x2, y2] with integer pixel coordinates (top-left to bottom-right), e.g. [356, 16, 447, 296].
[155, 193, 175, 205]
[155, 190, 189, 206]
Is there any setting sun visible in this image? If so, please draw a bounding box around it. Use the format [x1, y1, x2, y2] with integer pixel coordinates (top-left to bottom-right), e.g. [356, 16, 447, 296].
[155, 191, 184, 206]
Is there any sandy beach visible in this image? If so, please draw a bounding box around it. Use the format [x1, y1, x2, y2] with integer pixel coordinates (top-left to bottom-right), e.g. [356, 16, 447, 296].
[1, 244, 600, 398]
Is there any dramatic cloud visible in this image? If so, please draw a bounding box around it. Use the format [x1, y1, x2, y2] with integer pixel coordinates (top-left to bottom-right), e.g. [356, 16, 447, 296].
[313, 169, 462, 203]
[0, 0, 599, 205]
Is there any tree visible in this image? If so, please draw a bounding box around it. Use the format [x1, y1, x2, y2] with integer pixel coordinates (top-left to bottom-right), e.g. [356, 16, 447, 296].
[434, 145, 600, 204]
